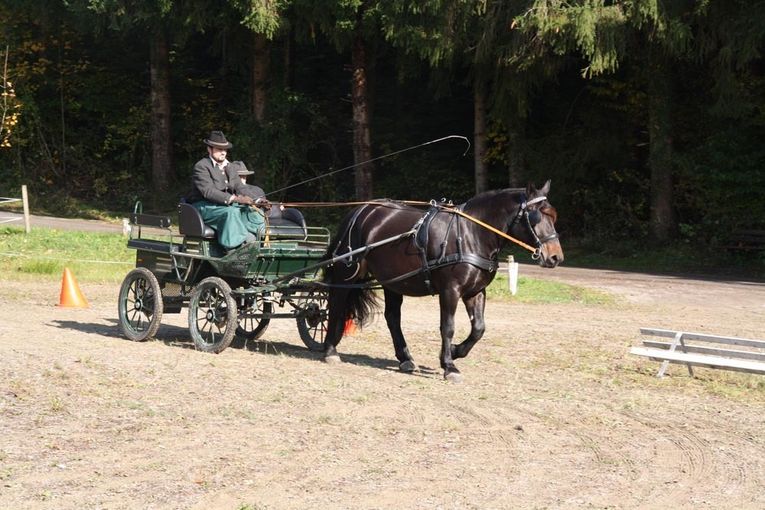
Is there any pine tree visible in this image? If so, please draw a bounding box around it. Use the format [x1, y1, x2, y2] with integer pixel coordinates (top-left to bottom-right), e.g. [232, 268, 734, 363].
[514, 0, 765, 242]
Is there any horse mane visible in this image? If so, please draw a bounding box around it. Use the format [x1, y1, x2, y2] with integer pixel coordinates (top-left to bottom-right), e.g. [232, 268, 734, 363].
[462, 188, 525, 218]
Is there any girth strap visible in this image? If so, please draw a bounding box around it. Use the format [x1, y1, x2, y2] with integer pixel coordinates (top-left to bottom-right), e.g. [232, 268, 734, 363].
[377, 251, 497, 289]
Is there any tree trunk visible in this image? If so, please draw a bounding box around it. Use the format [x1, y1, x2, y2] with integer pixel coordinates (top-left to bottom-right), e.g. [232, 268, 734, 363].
[507, 122, 525, 188]
[647, 59, 676, 243]
[149, 26, 172, 193]
[283, 26, 295, 89]
[252, 32, 269, 123]
[473, 78, 488, 194]
[351, 13, 373, 201]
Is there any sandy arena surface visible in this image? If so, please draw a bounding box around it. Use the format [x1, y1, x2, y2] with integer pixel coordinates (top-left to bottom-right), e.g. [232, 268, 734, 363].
[1, 265, 764, 509]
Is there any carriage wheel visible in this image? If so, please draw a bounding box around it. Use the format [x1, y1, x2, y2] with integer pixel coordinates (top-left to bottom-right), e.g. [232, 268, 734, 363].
[118, 268, 163, 342]
[296, 292, 329, 352]
[188, 277, 238, 353]
[236, 292, 272, 340]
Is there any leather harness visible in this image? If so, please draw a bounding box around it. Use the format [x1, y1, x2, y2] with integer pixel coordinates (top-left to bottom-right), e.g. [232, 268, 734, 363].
[330, 196, 552, 294]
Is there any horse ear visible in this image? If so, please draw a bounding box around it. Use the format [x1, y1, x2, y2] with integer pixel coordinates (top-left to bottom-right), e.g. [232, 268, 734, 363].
[539, 179, 551, 195]
[525, 182, 536, 195]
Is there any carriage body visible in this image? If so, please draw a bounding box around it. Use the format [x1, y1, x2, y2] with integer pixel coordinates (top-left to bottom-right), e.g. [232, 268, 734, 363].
[117, 201, 331, 353]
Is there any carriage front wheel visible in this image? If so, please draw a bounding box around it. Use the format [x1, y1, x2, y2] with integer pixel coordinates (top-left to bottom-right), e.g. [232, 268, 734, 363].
[118, 267, 163, 341]
[188, 277, 238, 353]
[296, 292, 329, 352]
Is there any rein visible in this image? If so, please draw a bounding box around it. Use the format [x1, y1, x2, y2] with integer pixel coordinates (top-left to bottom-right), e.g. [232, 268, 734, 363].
[281, 198, 551, 255]
[449, 207, 538, 254]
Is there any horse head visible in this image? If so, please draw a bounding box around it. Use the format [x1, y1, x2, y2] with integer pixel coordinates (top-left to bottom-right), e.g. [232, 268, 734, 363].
[518, 180, 564, 268]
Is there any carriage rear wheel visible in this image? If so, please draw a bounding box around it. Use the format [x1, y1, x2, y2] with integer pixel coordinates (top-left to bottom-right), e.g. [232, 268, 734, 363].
[236, 292, 272, 340]
[296, 292, 329, 352]
[118, 267, 163, 341]
[188, 277, 238, 353]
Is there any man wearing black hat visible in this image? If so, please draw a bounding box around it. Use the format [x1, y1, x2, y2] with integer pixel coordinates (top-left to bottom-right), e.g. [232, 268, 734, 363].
[185, 130, 270, 249]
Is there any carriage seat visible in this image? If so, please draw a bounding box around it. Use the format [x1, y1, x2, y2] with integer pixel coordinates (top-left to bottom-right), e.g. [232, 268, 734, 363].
[178, 202, 216, 238]
[267, 207, 308, 239]
[177, 201, 307, 240]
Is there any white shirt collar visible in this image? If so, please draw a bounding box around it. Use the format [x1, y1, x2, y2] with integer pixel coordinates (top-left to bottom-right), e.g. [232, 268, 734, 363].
[210, 156, 229, 169]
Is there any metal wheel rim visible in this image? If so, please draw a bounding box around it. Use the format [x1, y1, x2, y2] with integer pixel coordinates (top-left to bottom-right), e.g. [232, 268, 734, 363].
[118, 268, 162, 341]
[297, 293, 328, 351]
[193, 285, 231, 347]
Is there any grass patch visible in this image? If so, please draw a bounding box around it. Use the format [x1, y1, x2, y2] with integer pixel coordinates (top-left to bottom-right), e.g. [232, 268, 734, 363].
[487, 274, 612, 304]
[0, 226, 133, 282]
[1, 226, 614, 305]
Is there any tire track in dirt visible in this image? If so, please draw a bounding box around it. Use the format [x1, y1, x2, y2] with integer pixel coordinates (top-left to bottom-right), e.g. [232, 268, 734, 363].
[2, 278, 764, 509]
[620, 410, 753, 507]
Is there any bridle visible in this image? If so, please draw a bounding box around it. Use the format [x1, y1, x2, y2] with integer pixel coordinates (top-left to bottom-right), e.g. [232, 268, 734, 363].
[513, 195, 560, 260]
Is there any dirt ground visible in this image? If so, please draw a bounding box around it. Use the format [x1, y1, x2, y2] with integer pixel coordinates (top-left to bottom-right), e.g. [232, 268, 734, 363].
[1, 266, 764, 509]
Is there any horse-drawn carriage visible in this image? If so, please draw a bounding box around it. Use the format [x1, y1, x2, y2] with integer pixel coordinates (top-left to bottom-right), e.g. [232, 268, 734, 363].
[118, 201, 331, 353]
[118, 181, 564, 381]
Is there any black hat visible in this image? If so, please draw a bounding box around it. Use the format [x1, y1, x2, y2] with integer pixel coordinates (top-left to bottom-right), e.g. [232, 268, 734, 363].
[230, 161, 253, 176]
[203, 130, 233, 149]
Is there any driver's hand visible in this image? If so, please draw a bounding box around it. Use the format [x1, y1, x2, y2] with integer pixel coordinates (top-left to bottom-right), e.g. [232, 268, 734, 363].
[255, 197, 272, 211]
[233, 195, 254, 206]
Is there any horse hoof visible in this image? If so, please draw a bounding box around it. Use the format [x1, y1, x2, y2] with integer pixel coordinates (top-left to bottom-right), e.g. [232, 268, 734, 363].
[444, 371, 463, 383]
[324, 354, 342, 365]
[399, 360, 417, 373]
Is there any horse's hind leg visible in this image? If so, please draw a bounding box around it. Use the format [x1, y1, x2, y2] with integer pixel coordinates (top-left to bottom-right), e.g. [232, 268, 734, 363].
[323, 287, 348, 364]
[383, 288, 416, 372]
[451, 290, 486, 360]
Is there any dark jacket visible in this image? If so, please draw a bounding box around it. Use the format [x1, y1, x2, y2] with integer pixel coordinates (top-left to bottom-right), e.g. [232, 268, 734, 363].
[185, 157, 249, 204]
[241, 184, 266, 200]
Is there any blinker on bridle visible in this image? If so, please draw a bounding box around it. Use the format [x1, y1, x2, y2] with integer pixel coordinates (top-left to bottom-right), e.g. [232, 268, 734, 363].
[514, 195, 560, 260]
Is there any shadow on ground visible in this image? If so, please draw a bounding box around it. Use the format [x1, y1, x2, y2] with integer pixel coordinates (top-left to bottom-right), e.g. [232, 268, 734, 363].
[47, 317, 440, 377]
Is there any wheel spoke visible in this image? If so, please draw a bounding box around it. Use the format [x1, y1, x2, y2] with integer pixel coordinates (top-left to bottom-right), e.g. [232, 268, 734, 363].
[118, 268, 163, 342]
[188, 277, 237, 353]
[131, 310, 143, 329]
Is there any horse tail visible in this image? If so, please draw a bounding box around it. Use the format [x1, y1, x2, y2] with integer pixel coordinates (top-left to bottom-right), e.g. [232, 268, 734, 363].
[344, 286, 379, 327]
[322, 207, 380, 327]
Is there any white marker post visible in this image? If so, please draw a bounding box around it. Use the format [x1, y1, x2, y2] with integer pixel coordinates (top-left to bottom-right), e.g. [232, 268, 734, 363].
[508, 255, 519, 296]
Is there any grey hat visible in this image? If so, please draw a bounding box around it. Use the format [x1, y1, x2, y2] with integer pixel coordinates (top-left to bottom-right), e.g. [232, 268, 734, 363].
[230, 161, 253, 176]
[203, 130, 233, 149]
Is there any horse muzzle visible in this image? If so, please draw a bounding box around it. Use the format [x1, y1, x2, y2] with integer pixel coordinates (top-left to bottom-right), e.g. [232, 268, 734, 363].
[538, 239, 564, 268]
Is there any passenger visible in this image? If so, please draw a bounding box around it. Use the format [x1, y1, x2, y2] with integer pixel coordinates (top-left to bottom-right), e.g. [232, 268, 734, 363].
[185, 130, 271, 249]
[233, 162, 267, 202]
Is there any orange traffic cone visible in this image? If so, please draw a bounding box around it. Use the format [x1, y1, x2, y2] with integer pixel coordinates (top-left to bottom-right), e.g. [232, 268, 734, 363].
[343, 318, 357, 336]
[59, 267, 89, 308]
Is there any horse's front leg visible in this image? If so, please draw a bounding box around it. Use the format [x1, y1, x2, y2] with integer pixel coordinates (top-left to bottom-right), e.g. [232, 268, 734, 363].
[383, 288, 416, 372]
[451, 290, 486, 360]
[438, 290, 462, 382]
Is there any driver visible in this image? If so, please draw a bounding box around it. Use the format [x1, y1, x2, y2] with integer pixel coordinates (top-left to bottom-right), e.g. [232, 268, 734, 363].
[185, 130, 270, 250]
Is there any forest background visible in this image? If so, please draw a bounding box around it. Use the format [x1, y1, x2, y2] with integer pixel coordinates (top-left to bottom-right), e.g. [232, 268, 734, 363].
[0, 1, 763, 267]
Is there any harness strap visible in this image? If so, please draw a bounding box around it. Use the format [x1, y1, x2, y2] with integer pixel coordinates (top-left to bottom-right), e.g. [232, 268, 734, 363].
[376, 251, 497, 289]
[333, 203, 370, 261]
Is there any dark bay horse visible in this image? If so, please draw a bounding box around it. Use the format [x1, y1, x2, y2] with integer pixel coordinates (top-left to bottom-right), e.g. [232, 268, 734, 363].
[321, 180, 563, 382]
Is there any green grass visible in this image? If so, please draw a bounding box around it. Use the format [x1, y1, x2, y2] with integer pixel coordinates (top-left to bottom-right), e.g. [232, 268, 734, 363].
[487, 274, 612, 304]
[0, 225, 615, 304]
[0, 226, 134, 282]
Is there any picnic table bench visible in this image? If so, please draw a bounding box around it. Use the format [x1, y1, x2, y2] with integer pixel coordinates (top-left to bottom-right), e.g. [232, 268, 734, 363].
[630, 327, 765, 378]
